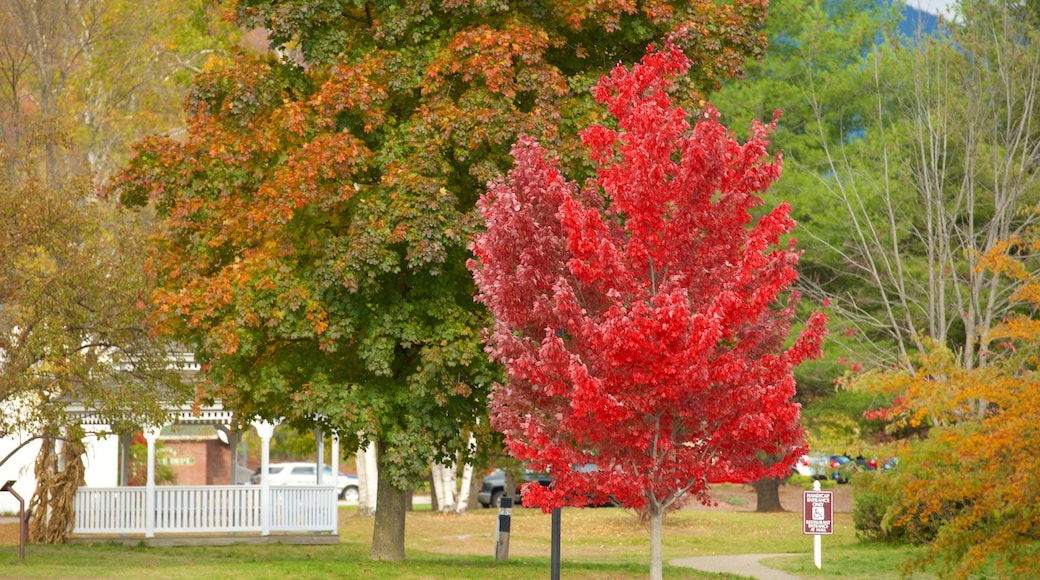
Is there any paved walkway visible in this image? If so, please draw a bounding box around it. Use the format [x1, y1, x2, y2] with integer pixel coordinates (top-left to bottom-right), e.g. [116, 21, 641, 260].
[671, 553, 802, 579]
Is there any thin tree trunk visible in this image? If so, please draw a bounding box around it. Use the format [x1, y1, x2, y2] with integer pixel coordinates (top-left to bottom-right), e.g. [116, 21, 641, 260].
[455, 431, 477, 514]
[427, 469, 439, 512]
[455, 461, 474, 514]
[648, 502, 664, 580]
[356, 441, 379, 516]
[369, 447, 407, 561]
[465, 466, 482, 512]
[431, 461, 456, 513]
[356, 444, 370, 515]
[364, 443, 379, 512]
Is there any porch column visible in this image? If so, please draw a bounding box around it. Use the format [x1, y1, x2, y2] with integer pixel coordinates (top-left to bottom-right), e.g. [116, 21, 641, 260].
[118, 432, 130, 487]
[330, 433, 340, 533]
[143, 426, 162, 539]
[252, 420, 277, 536]
[221, 426, 243, 485]
[315, 428, 324, 485]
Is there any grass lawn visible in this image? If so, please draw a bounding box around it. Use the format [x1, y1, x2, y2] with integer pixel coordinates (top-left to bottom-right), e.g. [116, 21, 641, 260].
[0, 501, 930, 579]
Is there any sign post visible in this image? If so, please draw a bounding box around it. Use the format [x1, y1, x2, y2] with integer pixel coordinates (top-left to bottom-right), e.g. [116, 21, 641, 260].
[1, 480, 26, 563]
[803, 480, 833, 569]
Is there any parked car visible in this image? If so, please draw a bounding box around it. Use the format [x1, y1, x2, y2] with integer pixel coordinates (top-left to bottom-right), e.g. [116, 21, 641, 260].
[795, 454, 855, 482]
[477, 468, 552, 508]
[829, 455, 854, 483]
[794, 454, 835, 480]
[854, 456, 879, 471]
[791, 455, 817, 477]
[478, 465, 619, 508]
[250, 462, 359, 502]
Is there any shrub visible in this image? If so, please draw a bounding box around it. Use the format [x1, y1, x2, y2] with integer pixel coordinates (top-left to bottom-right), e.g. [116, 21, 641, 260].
[852, 470, 899, 542]
[852, 464, 944, 545]
[789, 474, 835, 490]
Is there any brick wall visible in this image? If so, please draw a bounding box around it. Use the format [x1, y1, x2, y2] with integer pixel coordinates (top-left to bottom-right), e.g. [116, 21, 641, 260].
[161, 439, 232, 485]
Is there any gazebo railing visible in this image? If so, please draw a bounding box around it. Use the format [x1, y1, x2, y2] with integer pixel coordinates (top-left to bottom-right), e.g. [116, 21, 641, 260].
[269, 486, 338, 532]
[74, 487, 149, 534]
[73, 485, 337, 536]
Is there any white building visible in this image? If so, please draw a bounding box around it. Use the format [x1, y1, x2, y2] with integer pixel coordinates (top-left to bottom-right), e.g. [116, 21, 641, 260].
[0, 401, 342, 545]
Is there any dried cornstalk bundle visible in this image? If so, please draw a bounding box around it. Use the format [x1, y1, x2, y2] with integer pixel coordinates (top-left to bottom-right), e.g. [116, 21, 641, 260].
[28, 430, 85, 544]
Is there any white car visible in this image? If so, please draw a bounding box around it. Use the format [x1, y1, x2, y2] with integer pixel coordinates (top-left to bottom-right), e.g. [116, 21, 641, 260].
[250, 462, 359, 503]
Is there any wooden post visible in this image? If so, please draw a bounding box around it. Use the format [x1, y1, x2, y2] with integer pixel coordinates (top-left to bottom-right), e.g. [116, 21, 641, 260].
[494, 496, 512, 561]
[1, 480, 25, 563]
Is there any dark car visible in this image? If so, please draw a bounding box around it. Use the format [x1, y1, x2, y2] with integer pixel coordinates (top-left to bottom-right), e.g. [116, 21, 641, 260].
[829, 455, 853, 483]
[477, 468, 552, 508]
[854, 456, 879, 471]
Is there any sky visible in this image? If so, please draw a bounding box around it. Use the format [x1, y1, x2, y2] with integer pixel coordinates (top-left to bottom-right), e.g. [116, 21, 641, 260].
[906, 0, 955, 14]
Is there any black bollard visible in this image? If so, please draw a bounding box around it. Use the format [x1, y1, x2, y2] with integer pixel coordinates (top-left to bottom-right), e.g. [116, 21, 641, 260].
[494, 496, 513, 561]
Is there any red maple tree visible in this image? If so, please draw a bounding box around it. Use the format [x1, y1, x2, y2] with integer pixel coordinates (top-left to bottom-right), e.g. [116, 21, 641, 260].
[469, 42, 828, 577]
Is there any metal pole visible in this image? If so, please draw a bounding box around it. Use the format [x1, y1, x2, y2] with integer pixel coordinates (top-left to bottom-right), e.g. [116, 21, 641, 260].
[551, 507, 561, 580]
[813, 480, 822, 569]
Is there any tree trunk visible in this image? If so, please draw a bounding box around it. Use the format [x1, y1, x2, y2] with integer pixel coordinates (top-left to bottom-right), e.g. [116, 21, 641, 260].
[465, 465, 482, 512]
[648, 502, 664, 580]
[369, 449, 407, 561]
[427, 470, 439, 512]
[752, 477, 785, 512]
[431, 461, 456, 513]
[454, 431, 477, 514]
[356, 445, 370, 514]
[356, 442, 378, 516]
[455, 460, 474, 514]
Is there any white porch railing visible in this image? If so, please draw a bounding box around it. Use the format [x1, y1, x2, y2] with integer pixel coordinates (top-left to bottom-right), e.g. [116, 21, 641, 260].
[73, 485, 337, 536]
[269, 486, 338, 532]
[74, 487, 149, 534]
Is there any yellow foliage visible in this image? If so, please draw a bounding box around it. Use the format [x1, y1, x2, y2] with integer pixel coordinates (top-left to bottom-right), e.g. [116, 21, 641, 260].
[16, 246, 59, 278]
[844, 337, 980, 430]
[864, 231, 1040, 577]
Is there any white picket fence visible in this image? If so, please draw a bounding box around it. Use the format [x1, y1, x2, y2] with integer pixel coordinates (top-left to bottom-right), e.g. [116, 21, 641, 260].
[72, 485, 337, 536]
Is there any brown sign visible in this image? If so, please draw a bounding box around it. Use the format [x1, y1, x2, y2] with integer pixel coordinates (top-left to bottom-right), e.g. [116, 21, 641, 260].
[803, 489, 834, 535]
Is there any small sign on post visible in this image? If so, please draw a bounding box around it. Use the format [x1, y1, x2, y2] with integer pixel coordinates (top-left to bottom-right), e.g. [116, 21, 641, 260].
[803, 480, 833, 569]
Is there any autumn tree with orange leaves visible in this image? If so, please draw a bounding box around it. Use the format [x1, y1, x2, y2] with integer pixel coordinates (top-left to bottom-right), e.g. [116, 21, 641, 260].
[845, 229, 1040, 578]
[114, 0, 772, 561]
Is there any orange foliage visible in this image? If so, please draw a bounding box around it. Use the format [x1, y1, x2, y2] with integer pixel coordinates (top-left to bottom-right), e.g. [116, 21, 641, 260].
[847, 235, 1040, 578]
